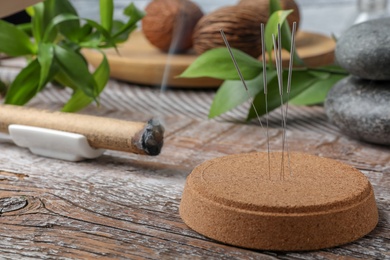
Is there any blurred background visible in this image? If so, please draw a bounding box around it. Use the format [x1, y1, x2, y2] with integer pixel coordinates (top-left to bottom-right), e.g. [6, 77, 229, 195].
[68, 0, 390, 36]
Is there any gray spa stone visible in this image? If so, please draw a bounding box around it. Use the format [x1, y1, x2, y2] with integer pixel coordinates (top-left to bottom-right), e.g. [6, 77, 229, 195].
[325, 76, 390, 145]
[335, 18, 390, 80]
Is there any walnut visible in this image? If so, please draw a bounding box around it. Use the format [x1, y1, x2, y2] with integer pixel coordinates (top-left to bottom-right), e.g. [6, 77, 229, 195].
[193, 6, 266, 58]
[238, 0, 301, 30]
[142, 0, 203, 53]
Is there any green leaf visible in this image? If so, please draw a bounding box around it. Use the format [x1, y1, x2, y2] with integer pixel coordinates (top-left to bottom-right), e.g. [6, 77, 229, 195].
[269, 0, 282, 14]
[42, 0, 56, 20]
[111, 20, 132, 44]
[309, 65, 348, 75]
[100, 0, 114, 32]
[112, 3, 144, 39]
[53, 69, 77, 91]
[83, 18, 113, 46]
[265, 10, 292, 65]
[52, 0, 80, 41]
[37, 43, 54, 91]
[31, 0, 59, 44]
[209, 71, 278, 118]
[290, 74, 346, 105]
[0, 80, 8, 97]
[180, 48, 262, 80]
[247, 69, 318, 119]
[265, 8, 304, 67]
[16, 23, 33, 36]
[0, 20, 36, 56]
[42, 13, 112, 47]
[5, 60, 41, 105]
[76, 23, 93, 41]
[69, 18, 115, 49]
[62, 53, 110, 112]
[31, 2, 45, 43]
[25, 6, 35, 17]
[43, 14, 107, 45]
[54, 45, 97, 98]
[123, 2, 145, 18]
[42, 13, 79, 42]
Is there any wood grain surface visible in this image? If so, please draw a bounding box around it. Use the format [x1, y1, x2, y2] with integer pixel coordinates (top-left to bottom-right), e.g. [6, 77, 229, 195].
[0, 63, 389, 259]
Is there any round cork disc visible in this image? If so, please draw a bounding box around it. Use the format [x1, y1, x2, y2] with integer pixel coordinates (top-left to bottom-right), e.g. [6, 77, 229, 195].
[179, 152, 378, 251]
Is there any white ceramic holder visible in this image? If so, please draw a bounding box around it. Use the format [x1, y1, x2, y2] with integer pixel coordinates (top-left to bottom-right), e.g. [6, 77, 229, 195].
[8, 124, 105, 161]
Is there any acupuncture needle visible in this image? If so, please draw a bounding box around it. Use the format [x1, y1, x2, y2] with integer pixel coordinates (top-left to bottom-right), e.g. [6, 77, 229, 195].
[277, 24, 286, 180]
[220, 29, 266, 137]
[260, 23, 271, 180]
[284, 22, 297, 177]
[277, 24, 289, 180]
[272, 30, 285, 180]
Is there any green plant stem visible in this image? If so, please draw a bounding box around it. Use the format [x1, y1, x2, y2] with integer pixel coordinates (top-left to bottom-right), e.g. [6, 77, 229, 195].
[307, 68, 349, 75]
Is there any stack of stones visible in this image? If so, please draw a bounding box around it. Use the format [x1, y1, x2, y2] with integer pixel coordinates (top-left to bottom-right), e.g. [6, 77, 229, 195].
[325, 18, 390, 145]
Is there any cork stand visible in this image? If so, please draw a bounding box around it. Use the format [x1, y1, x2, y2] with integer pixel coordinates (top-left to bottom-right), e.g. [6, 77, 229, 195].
[179, 152, 378, 251]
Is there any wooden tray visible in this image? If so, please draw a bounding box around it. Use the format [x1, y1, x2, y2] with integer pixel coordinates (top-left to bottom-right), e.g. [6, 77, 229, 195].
[83, 31, 335, 88]
[0, 0, 43, 18]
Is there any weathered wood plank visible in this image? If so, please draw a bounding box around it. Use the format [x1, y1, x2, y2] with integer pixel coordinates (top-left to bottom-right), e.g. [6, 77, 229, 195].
[0, 63, 389, 258]
[1, 107, 389, 259]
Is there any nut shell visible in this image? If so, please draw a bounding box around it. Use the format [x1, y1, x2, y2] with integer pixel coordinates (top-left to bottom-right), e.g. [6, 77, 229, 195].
[142, 0, 203, 53]
[238, 0, 300, 30]
[193, 6, 266, 58]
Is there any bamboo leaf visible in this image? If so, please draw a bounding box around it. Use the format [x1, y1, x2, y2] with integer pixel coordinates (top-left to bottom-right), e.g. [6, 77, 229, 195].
[290, 74, 346, 105]
[54, 45, 97, 98]
[31, 3, 44, 43]
[37, 43, 54, 91]
[62, 53, 110, 112]
[25, 6, 35, 17]
[123, 2, 145, 18]
[209, 70, 278, 118]
[180, 48, 262, 80]
[0, 21, 36, 56]
[269, 0, 282, 14]
[33, 0, 58, 43]
[53, 69, 78, 91]
[111, 20, 132, 44]
[42, 0, 56, 20]
[115, 3, 145, 38]
[3, 0, 142, 112]
[5, 60, 41, 105]
[247, 69, 318, 120]
[265, 10, 292, 65]
[52, 0, 80, 41]
[76, 23, 93, 41]
[265, 8, 304, 66]
[0, 80, 8, 97]
[42, 13, 79, 42]
[16, 23, 33, 36]
[100, 0, 114, 32]
[83, 18, 113, 46]
[42, 13, 113, 47]
[309, 65, 349, 75]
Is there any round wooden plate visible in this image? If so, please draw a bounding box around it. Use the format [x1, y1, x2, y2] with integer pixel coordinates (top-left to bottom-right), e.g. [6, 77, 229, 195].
[83, 31, 335, 88]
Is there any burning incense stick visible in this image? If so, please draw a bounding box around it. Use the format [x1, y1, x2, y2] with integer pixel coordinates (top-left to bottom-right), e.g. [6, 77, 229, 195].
[0, 105, 164, 155]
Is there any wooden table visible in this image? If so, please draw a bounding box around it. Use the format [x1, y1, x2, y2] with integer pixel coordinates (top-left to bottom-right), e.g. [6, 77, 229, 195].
[0, 64, 389, 259]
